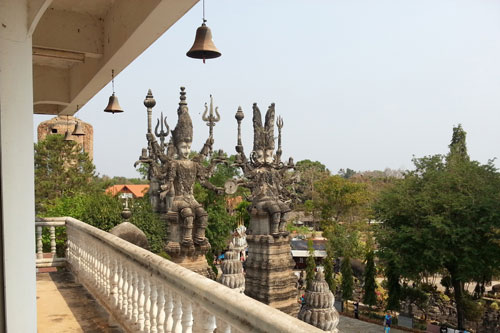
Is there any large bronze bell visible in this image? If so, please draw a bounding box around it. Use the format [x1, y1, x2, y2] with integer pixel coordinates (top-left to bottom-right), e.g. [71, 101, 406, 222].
[186, 23, 221, 61]
[104, 93, 124, 114]
[72, 120, 85, 136]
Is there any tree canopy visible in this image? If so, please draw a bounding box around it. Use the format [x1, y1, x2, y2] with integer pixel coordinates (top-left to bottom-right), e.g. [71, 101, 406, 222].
[375, 125, 500, 329]
[35, 134, 95, 213]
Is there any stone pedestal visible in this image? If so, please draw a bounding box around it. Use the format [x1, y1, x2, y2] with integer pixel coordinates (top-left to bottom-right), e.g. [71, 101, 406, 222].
[165, 211, 214, 279]
[244, 233, 299, 316]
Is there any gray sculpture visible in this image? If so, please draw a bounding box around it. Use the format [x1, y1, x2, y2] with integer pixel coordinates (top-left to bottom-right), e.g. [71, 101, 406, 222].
[298, 271, 339, 332]
[232, 103, 295, 236]
[218, 243, 245, 293]
[232, 103, 299, 315]
[137, 87, 224, 277]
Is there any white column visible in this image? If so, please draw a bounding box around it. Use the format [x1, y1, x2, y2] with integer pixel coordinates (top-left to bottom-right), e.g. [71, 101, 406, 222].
[0, 0, 36, 331]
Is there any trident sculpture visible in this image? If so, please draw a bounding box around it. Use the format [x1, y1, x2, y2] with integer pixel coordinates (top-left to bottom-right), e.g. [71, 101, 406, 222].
[202, 95, 220, 155]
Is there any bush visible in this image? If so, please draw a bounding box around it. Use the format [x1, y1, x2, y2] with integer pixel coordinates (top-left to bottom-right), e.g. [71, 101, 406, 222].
[129, 197, 166, 254]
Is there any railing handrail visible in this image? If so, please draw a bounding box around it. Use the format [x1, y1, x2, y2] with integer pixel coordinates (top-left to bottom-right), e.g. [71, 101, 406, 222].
[35, 221, 66, 227]
[44, 216, 322, 333]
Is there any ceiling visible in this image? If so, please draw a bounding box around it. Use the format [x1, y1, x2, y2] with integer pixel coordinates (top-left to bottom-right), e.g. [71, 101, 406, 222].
[31, 0, 198, 115]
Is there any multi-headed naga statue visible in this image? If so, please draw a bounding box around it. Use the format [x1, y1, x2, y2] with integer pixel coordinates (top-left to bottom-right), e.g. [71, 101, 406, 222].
[137, 87, 224, 259]
[231, 103, 295, 236]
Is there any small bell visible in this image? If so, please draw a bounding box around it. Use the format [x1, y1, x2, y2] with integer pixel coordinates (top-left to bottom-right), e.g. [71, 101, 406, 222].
[72, 121, 85, 136]
[104, 93, 124, 114]
[186, 22, 221, 63]
[64, 130, 72, 141]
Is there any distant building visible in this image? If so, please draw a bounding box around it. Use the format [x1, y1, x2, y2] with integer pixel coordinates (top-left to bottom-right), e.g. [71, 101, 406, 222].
[105, 184, 150, 199]
[37, 116, 94, 160]
[291, 238, 327, 269]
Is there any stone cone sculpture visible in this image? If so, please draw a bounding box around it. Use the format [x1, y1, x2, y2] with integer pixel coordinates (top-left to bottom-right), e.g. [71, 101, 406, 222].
[298, 271, 339, 332]
[218, 243, 245, 293]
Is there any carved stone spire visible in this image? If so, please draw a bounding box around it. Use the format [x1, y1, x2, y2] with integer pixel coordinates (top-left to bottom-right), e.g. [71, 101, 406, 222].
[218, 243, 245, 293]
[298, 271, 339, 332]
[172, 87, 193, 145]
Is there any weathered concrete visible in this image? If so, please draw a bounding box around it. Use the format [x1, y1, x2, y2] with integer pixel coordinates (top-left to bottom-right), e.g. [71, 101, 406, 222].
[37, 271, 122, 333]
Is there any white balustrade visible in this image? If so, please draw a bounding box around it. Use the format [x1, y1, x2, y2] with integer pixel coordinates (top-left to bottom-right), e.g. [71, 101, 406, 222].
[37, 217, 323, 333]
[35, 220, 66, 268]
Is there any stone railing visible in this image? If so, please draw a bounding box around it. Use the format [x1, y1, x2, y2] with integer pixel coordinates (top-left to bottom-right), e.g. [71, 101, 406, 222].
[35, 220, 66, 268]
[41, 217, 322, 333]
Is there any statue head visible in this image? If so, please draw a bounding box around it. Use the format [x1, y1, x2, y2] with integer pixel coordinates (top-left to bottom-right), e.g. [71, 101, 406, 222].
[251, 103, 275, 165]
[171, 87, 193, 160]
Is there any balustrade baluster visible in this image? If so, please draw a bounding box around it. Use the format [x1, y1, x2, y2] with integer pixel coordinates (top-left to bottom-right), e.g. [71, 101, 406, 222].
[192, 306, 216, 333]
[49, 226, 56, 257]
[171, 293, 182, 333]
[138, 271, 146, 331]
[117, 260, 124, 311]
[181, 298, 193, 333]
[144, 276, 152, 332]
[150, 278, 158, 333]
[36, 226, 43, 260]
[215, 319, 232, 333]
[111, 258, 119, 308]
[164, 289, 174, 333]
[156, 280, 166, 333]
[122, 265, 129, 318]
[133, 269, 140, 325]
[104, 251, 113, 301]
[127, 266, 135, 323]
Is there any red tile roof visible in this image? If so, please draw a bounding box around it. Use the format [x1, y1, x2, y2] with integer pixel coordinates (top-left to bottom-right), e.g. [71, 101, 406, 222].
[105, 184, 149, 198]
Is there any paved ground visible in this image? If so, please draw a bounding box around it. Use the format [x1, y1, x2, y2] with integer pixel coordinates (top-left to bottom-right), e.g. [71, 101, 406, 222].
[338, 315, 405, 333]
[38, 271, 405, 333]
[37, 271, 121, 333]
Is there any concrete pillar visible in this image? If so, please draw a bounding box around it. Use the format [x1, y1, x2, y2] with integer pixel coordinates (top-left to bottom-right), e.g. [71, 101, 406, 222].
[0, 0, 37, 331]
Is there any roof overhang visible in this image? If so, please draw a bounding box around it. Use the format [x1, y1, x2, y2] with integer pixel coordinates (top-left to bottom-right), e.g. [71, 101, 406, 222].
[31, 0, 198, 115]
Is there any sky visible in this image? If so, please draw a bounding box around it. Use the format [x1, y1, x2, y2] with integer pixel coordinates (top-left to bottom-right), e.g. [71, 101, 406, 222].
[34, 0, 500, 178]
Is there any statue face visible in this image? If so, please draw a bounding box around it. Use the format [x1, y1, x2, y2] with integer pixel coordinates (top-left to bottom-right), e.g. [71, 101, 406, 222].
[252, 149, 274, 165]
[177, 141, 191, 159]
[253, 149, 264, 164]
[264, 149, 273, 164]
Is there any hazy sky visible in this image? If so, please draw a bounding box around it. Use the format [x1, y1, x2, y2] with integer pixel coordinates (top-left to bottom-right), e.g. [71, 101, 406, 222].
[34, 0, 500, 178]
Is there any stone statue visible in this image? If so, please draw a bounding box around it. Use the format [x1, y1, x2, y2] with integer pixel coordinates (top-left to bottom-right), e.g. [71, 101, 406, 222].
[137, 87, 224, 275]
[298, 271, 339, 332]
[218, 242, 245, 293]
[231, 102, 299, 315]
[232, 103, 295, 236]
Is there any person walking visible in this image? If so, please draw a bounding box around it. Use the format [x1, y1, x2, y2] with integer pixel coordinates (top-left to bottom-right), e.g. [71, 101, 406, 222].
[383, 312, 392, 333]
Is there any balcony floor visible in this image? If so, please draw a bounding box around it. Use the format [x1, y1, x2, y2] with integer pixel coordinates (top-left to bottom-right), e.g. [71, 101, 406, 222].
[37, 270, 122, 333]
[37, 270, 404, 333]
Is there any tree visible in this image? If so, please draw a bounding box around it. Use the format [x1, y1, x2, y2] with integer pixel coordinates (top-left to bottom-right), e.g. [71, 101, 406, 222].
[375, 125, 500, 330]
[294, 159, 330, 204]
[324, 243, 335, 293]
[312, 175, 371, 224]
[363, 250, 377, 307]
[341, 255, 354, 310]
[338, 168, 356, 179]
[34, 134, 95, 213]
[306, 239, 316, 289]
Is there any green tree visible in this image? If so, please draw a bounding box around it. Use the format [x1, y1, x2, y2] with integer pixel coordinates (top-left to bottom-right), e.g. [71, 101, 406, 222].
[341, 255, 354, 309]
[363, 250, 377, 307]
[306, 239, 316, 289]
[34, 134, 95, 213]
[294, 159, 330, 204]
[324, 243, 335, 293]
[375, 125, 500, 330]
[385, 259, 401, 311]
[312, 175, 371, 224]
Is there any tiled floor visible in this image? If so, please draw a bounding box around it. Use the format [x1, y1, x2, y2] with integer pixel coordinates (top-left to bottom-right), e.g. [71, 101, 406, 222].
[37, 271, 122, 333]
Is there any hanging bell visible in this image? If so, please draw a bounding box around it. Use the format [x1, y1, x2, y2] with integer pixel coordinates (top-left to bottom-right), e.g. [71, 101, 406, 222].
[72, 121, 85, 136]
[186, 22, 221, 62]
[64, 130, 72, 141]
[104, 93, 124, 114]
